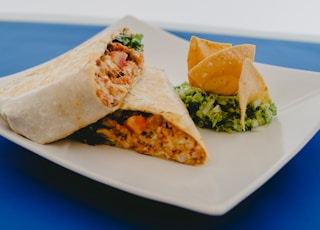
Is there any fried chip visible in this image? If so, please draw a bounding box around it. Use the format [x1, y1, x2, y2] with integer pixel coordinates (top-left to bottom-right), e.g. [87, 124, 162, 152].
[238, 58, 271, 130]
[188, 44, 256, 95]
[187, 36, 232, 71]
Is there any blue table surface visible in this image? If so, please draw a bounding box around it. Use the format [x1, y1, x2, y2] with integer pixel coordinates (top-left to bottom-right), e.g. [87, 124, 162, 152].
[0, 21, 319, 230]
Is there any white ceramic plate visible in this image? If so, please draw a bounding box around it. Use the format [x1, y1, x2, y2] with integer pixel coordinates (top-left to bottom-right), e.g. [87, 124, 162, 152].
[1, 16, 320, 215]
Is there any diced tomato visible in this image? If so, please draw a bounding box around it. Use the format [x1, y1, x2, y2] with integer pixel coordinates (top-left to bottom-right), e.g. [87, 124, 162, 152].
[110, 51, 128, 68]
[124, 115, 146, 134]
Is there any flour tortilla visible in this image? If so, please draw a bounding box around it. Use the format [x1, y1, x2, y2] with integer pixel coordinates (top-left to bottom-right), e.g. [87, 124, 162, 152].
[0, 27, 143, 144]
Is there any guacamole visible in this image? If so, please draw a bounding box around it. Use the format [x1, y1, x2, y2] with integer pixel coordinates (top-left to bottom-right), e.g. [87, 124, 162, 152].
[174, 82, 277, 133]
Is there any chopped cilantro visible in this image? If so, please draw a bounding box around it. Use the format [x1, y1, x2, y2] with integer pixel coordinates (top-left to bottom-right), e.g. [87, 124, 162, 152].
[113, 28, 144, 51]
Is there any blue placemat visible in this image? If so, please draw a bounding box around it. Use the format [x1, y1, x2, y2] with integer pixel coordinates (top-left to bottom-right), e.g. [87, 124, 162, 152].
[0, 21, 319, 230]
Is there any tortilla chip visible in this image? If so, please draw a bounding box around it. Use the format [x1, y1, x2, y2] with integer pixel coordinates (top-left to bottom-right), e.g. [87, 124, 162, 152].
[239, 58, 271, 130]
[187, 36, 231, 71]
[188, 44, 256, 95]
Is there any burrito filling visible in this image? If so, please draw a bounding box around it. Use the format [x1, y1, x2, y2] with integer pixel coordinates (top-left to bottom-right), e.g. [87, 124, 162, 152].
[95, 29, 144, 107]
[72, 110, 207, 165]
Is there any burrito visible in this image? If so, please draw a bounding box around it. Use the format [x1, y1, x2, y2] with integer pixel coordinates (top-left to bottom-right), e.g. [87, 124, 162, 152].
[72, 66, 208, 165]
[0, 27, 144, 144]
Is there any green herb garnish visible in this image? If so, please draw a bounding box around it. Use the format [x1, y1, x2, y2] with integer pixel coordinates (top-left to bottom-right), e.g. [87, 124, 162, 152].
[113, 28, 144, 51]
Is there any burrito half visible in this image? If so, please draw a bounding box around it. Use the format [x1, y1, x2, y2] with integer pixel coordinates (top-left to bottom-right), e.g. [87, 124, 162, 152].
[0, 27, 144, 144]
[73, 66, 208, 165]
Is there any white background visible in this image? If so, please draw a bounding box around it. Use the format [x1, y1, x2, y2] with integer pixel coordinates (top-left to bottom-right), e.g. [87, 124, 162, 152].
[1, 0, 320, 43]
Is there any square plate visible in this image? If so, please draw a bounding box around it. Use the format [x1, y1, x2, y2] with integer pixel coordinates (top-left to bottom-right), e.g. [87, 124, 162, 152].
[1, 16, 320, 215]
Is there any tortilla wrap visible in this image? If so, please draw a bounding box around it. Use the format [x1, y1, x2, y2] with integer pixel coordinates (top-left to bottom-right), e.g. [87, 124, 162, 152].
[0, 27, 144, 144]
